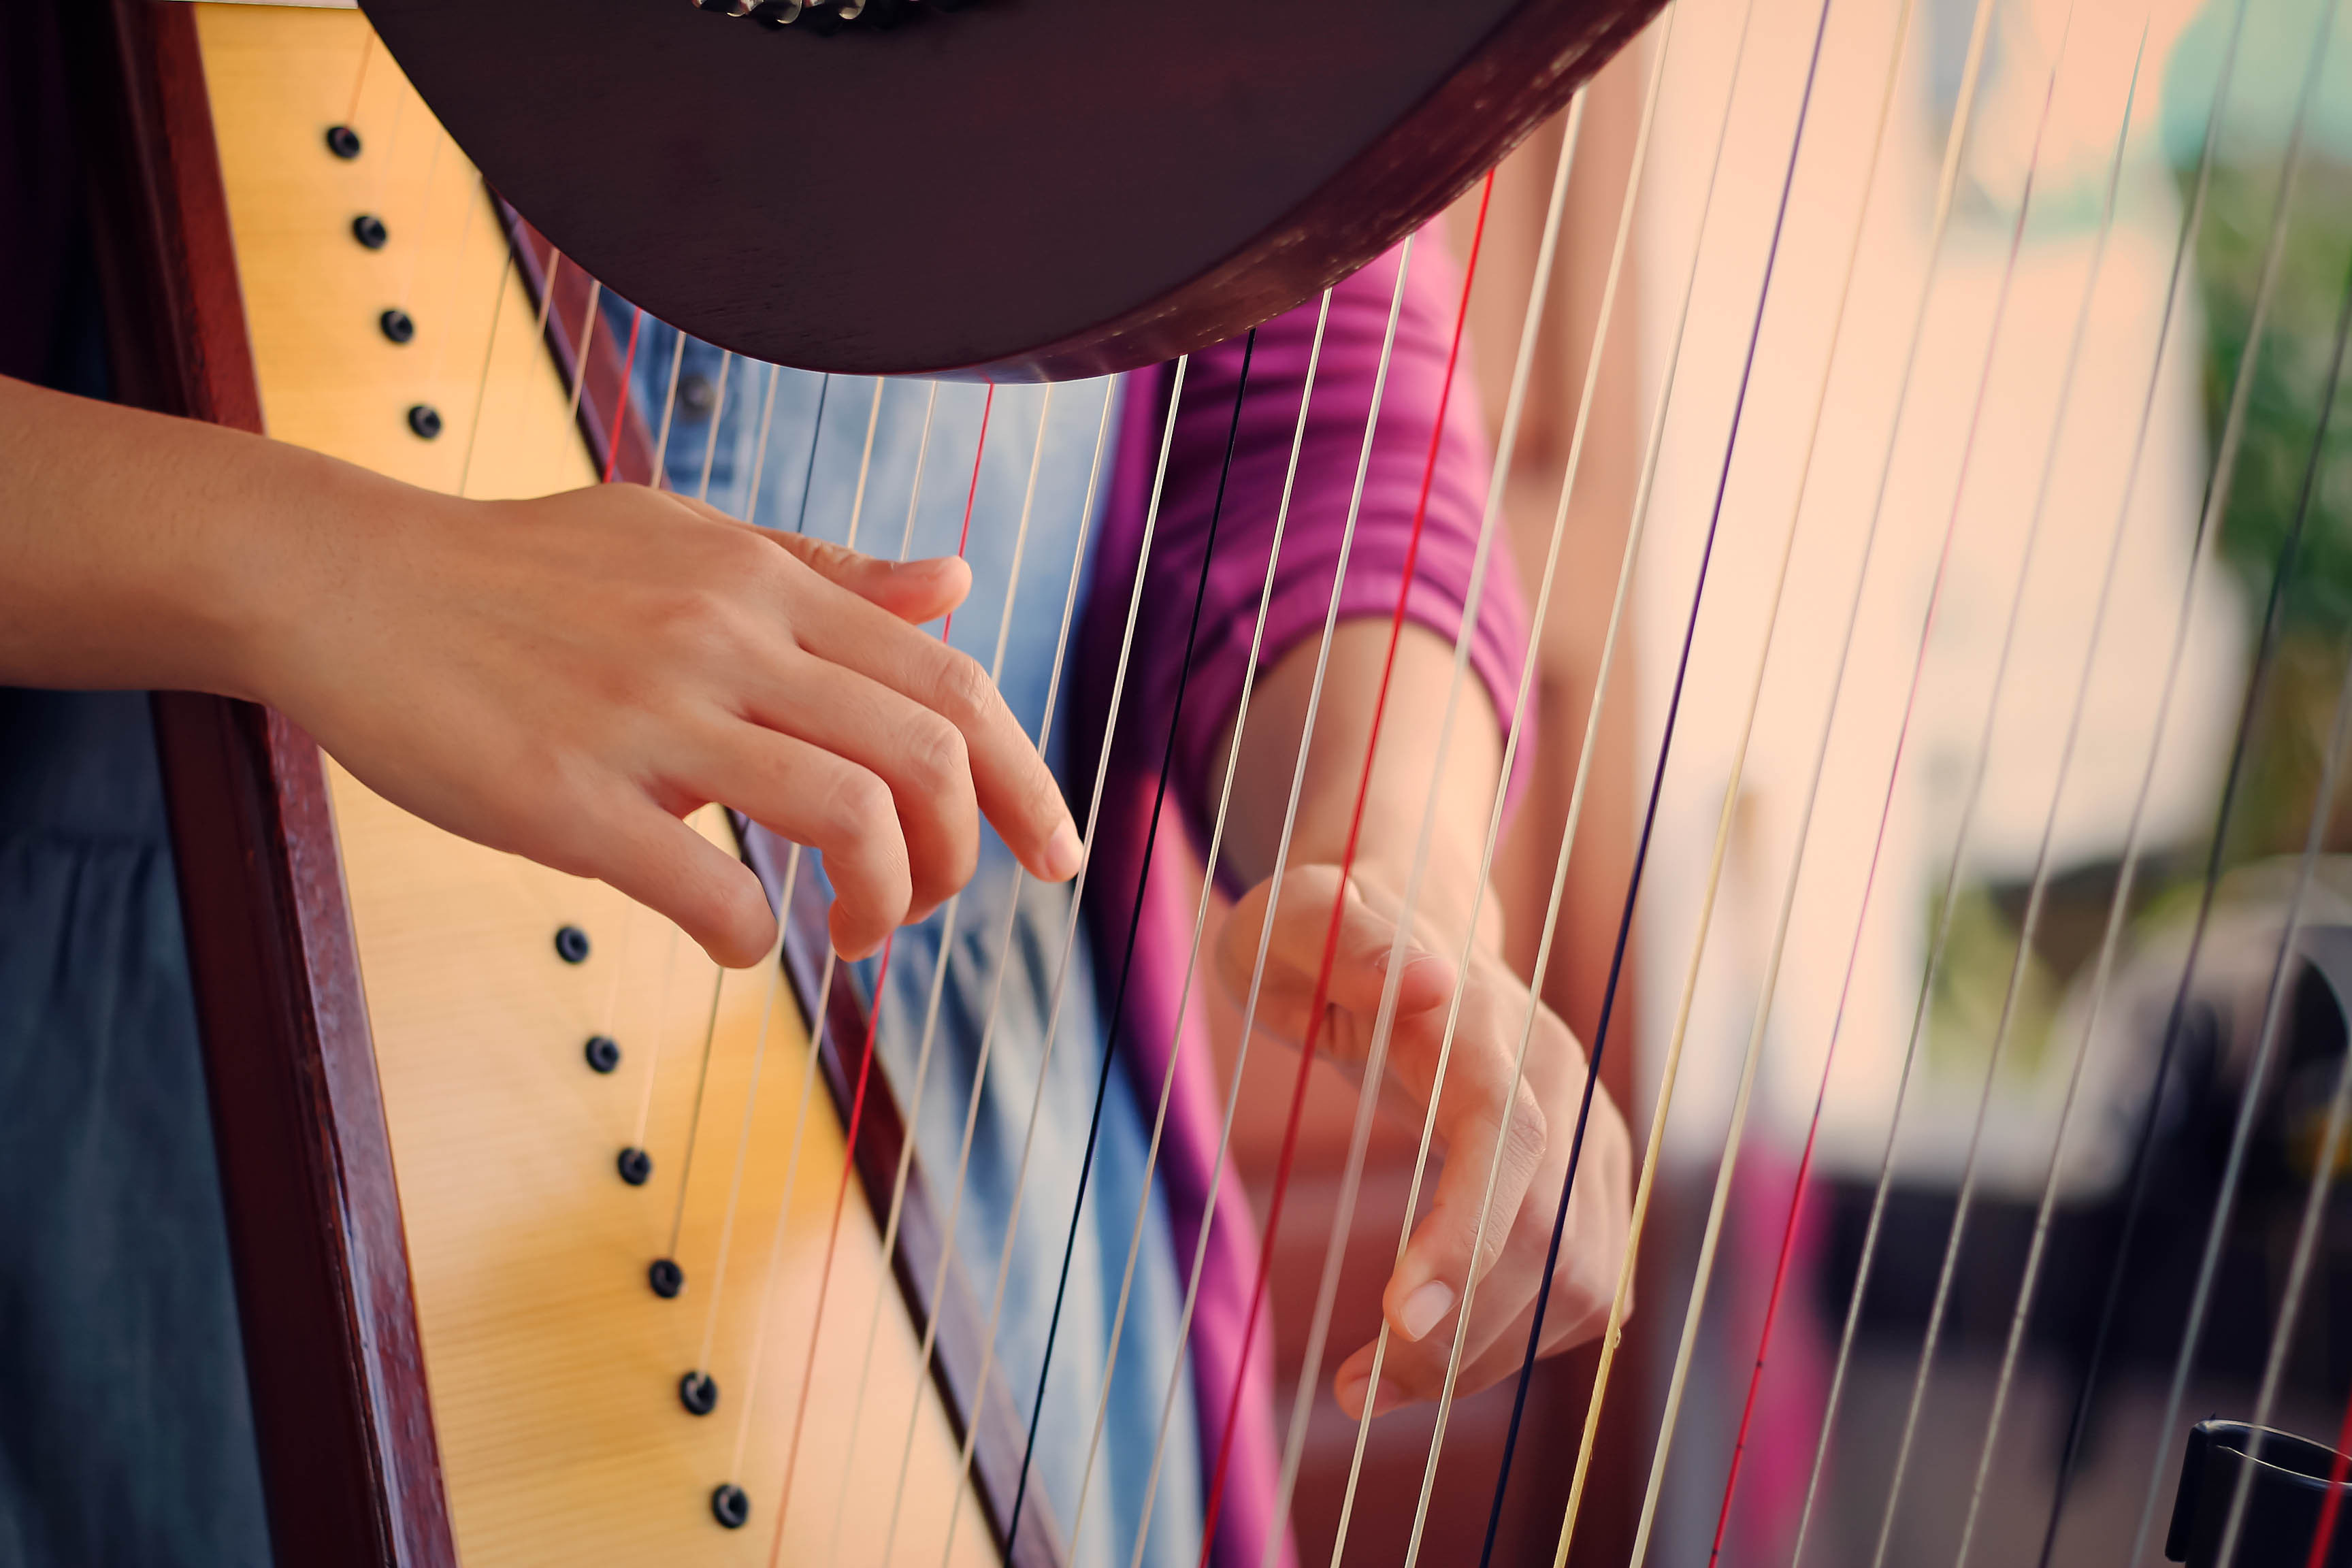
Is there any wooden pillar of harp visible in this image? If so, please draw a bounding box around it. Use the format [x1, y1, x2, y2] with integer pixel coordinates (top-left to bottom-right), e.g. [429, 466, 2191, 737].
[59, 1, 455, 1563]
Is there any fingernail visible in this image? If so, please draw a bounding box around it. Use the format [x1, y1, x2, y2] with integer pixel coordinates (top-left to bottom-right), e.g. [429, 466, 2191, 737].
[1398, 1279, 1454, 1341]
[1369, 1380, 1407, 1418]
[1043, 821, 1083, 881]
[1336, 1372, 1369, 1417]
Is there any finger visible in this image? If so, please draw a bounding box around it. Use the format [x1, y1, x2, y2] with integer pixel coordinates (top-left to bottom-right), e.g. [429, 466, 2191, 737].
[582, 795, 778, 968]
[1382, 993, 1549, 1346]
[745, 651, 979, 919]
[687, 725, 913, 959]
[796, 589, 1081, 884]
[766, 528, 972, 624]
[1214, 869, 1456, 1051]
[664, 493, 974, 625]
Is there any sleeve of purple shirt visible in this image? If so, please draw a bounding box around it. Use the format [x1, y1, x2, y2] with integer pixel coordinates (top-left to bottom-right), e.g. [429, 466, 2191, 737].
[1072, 230, 1533, 1568]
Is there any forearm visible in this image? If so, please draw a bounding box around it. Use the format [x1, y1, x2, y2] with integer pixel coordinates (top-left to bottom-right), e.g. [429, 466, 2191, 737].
[0, 373, 414, 699]
[1214, 618, 1505, 954]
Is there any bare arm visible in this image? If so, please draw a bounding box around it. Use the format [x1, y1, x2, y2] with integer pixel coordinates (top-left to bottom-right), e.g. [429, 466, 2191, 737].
[0, 374, 1081, 963]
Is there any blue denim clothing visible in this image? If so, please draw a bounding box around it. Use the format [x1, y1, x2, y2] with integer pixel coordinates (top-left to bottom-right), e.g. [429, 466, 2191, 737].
[619, 314, 1207, 1568]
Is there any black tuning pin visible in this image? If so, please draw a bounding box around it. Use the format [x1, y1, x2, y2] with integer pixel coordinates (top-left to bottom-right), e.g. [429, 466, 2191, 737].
[325, 125, 361, 159]
[691, 0, 756, 14]
[710, 1484, 750, 1530]
[406, 404, 442, 441]
[379, 308, 415, 345]
[617, 1147, 653, 1186]
[584, 1035, 622, 1074]
[647, 1258, 685, 1298]
[351, 213, 388, 249]
[555, 926, 592, 964]
[677, 1371, 719, 1416]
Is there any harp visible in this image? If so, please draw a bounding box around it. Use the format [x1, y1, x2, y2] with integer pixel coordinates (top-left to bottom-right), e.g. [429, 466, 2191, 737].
[48, 0, 2352, 1564]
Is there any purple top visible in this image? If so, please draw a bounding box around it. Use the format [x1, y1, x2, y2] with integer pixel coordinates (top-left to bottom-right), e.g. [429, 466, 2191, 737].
[1073, 234, 1533, 1568]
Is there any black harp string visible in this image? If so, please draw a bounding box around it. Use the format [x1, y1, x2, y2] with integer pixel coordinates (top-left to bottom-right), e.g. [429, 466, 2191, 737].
[1127, 250, 1421, 1567]
[1474, 0, 1841, 1549]
[871, 371, 1158, 1568]
[2031, 9, 2337, 1556]
[1001, 332, 1256, 1560]
[898, 354, 1200, 1568]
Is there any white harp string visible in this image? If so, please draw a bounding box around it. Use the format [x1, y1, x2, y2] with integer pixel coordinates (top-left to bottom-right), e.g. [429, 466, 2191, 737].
[1125, 244, 1420, 1568]
[872, 371, 1159, 1568]
[803, 383, 1063, 1563]
[1062, 287, 1330, 1559]
[1790, 0, 2310, 1558]
[930, 355, 1208, 1568]
[1288, 78, 1596, 1568]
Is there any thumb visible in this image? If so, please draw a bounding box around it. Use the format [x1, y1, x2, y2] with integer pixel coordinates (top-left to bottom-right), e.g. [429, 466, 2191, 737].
[767, 530, 971, 623]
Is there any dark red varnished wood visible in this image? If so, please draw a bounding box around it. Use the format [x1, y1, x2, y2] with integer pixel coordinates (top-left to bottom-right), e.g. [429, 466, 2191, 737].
[358, 0, 1662, 380]
[66, 3, 457, 1565]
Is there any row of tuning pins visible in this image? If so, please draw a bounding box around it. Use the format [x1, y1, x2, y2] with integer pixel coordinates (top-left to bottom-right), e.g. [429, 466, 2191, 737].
[690, 0, 977, 31]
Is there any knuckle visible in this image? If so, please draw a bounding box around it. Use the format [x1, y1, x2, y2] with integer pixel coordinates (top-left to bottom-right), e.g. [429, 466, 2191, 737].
[919, 714, 972, 792]
[821, 768, 894, 842]
[932, 649, 996, 728]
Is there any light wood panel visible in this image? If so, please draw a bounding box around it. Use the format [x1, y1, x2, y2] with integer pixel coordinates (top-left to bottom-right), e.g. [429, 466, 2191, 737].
[192, 7, 996, 1561]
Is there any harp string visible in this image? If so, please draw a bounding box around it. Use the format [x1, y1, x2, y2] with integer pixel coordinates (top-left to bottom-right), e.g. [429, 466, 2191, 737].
[657, 361, 793, 1274]
[1678, 16, 2142, 1568]
[1250, 79, 1595, 1568]
[687, 370, 875, 1388]
[1060, 289, 1330, 1563]
[1776, 0, 2239, 1558]
[1197, 175, 1495, 1568]
[601, 308, 647, 483]
[649, 331, 691, 489]
[924, 355, 1199, 1568]
[1350, 13, 1684, 1558]
[564, 280, 604, 425]
[1124, 248, 1419, 1568]
[2304, 1346, 2352, 1565]
[715, 374, 950, 1499]
[768, 382, 1011, 1545]
[1116, 241, 1434, 1568]
[1000, 334, 1259, 1563]
[2015, 6, 2340, 1554]
[1484, 0, 1905, 1552]
[817, 380, 1093, 1568]
[2130, 143, 2352, 1568]
[1745, 5, 2104, 1559]
[874, 370, 1132, 1568]
[1534, 16, 1758, 1567]
[1329, 103, 1584, 1568]
[2202, 263, 2352, 1568]
[342, 31, 372, 132]
[1468, 0, 1841, 1546]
